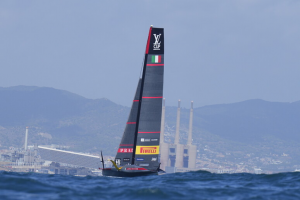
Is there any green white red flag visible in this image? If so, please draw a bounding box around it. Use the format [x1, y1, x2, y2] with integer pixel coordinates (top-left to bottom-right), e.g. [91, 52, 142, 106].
[151, 55, 161, 63]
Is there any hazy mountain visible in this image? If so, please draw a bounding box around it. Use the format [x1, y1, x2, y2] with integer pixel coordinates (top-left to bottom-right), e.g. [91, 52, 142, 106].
[195, 99, 300, 142]
[1, 86, 300, 169]
[0, 86, 129, 153]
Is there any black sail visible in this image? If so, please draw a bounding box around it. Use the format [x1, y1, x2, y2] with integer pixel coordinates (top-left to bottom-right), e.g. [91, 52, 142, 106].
[114, 79, 142, 166]
[133, 27, 164, 171]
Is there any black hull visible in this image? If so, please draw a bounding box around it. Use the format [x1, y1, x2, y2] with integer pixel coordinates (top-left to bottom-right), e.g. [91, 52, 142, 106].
[102, 169, 157, 177]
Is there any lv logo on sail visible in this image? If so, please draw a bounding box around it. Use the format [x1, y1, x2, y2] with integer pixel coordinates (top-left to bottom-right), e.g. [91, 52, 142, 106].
[153, 34, 161, 50]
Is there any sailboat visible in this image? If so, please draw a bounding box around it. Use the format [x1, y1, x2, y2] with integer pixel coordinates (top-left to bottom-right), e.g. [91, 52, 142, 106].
[102, 26, 164, 177]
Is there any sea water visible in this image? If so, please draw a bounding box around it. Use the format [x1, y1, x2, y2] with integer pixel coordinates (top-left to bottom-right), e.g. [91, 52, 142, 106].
[1, 170, 300, 200]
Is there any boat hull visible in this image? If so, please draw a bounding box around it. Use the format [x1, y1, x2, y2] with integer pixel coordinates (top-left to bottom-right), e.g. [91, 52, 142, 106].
[101, 164, 159, 177]
[102, 169, 157, 177]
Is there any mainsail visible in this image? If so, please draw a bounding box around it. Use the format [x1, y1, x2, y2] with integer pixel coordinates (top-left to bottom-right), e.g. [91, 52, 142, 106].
[115, 26, 164, 171]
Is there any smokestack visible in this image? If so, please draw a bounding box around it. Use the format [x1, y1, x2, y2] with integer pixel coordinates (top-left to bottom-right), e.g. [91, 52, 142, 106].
[159, 98, 169, 170]
[160, 98, 166, 144]
[174, 99, 181, 144]
[174, 100, 183, 168]
[187, 101, 193, 145]
[24, 127, 28, 151]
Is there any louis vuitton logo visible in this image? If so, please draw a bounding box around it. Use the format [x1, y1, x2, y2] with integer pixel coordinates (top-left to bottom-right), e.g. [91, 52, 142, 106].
[153, 34, 161, 50]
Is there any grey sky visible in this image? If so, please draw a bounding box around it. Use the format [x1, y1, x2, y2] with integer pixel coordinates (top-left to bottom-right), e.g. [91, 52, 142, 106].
[1, 0, 300, 108]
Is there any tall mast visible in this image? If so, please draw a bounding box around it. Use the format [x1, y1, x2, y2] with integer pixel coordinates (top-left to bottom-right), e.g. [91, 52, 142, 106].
[133, 26, 164, 170]
[132, 26, 153, 163]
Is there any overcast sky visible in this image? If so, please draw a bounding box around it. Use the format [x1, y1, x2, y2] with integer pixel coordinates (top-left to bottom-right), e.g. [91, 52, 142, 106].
[1, 0, 300, 108]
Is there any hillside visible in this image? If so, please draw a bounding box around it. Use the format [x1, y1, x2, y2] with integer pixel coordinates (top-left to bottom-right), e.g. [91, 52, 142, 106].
[1, 86, 300, 171]
[0, 86, 129, 153]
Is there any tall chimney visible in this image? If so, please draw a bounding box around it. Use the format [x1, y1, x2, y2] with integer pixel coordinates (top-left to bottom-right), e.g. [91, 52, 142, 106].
[159, 98, 169, 170]
[160, 98, 166, 144]
[187, 101, 193, 145]
[24, 127, 28, 150]
[174, 99, 181, 144]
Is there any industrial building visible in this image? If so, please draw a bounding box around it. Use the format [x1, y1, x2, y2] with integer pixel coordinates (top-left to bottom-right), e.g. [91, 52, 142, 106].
[38, 146, 102, 169]
[0, 128, 42, 172]
[160, 99, 197, 172]
[0, 127, 105, 176]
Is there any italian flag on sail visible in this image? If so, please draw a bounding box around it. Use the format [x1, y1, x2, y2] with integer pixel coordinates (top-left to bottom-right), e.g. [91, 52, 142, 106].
[151, 55, 162, 63]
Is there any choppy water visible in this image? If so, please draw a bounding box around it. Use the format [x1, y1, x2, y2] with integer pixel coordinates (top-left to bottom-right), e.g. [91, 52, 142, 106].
[1, 170, 300, 200]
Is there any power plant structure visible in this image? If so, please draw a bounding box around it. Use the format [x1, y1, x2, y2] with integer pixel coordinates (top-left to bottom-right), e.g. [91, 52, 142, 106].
[24, 127, 29, 151]
[160, 99, 197, 172]
[0, 127, 105, 175]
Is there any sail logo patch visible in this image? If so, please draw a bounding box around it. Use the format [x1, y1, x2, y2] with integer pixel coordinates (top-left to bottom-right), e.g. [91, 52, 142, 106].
[135, 146, 159, 155]
[151, 55, 161, 63]
[153, 34, 161, 50]
[141, 138, 150, 142]
[117, 148, 133, 153]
